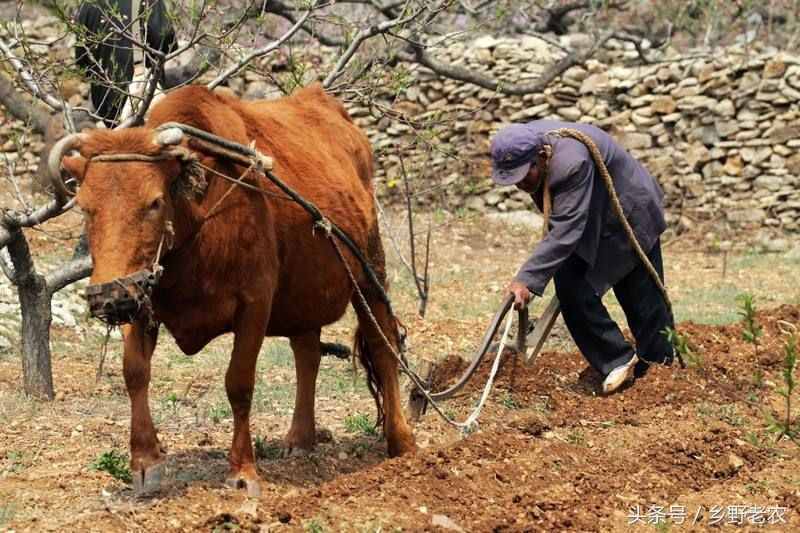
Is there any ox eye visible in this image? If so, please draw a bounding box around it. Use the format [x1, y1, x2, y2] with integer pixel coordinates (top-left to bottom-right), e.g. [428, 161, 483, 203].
[148, 197, 165, 212]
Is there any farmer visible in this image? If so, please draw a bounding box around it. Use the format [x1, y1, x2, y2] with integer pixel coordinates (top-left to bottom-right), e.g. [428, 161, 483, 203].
[490, 120, 674, 394]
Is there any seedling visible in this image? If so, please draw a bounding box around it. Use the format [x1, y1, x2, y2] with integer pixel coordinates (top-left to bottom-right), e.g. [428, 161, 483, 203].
[737, 293, 762, 359]
[766, 334, 798, 445]
[91, 450, 132, 483]
[663, 327, 701, 367]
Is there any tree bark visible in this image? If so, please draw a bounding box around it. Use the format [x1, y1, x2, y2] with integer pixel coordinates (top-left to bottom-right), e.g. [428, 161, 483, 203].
[6, 229, 55, 400]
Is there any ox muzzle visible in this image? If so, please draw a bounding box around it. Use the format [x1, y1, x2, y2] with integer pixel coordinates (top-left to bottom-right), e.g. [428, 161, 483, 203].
[85, 267, 163, 326]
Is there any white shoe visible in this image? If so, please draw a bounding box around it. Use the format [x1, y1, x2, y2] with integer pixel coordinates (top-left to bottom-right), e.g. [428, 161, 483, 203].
[602, 354, 639, 394]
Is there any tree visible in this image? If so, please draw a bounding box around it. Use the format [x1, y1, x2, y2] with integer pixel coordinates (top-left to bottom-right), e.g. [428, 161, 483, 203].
[4, 0, 784, 399]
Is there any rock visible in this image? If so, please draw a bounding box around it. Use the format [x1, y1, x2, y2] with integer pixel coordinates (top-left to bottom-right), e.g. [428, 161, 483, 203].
[651, 95, 677, 114]
[764, 57, 787, 78]
[484, 191, 503, 206]
[465, 196, 486, 212]
[580, 73, 609, 94]
[487, 211, 544, 231]
[727, 208, 766, 224]
[432, 514, 466, 533]
[557, 106, 582, 121]
[728, 453, 745, 471]
[617, 132, 653, 150]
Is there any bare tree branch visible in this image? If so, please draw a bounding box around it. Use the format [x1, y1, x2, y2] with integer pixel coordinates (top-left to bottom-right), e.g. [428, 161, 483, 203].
[207, 1, 318, 90]
[398, 30, 614, 95]
[323, 1, 440, 88]
[0, 36, 64, 111]
[0, 200, 70, 249]
[45, 255, 92, 296]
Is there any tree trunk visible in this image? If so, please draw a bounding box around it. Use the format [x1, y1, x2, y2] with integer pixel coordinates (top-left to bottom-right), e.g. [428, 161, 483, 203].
[6, 229, 55, 400]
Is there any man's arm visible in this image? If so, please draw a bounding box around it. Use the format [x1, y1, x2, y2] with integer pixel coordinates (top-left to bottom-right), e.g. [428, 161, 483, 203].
[514, 158, 594, 295]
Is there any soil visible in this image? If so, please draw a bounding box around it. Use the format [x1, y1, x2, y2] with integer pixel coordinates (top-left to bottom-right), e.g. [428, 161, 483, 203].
[1, 300, 798, 532]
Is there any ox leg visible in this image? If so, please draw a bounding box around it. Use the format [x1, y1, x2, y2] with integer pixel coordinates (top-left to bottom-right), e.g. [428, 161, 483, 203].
[285, 331, 322, 453]
[122, 323, 162, 495]
[224, 306, 269, 497]
[353, 298, 417, 457]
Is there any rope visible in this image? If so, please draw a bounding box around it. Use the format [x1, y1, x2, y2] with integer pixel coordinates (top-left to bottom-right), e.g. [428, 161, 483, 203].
[549, 128, 673, 315]
[328, 233, 515, 434]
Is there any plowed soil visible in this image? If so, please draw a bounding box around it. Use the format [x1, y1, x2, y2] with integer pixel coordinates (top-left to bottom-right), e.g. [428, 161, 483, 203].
[1, 304, 798, 532]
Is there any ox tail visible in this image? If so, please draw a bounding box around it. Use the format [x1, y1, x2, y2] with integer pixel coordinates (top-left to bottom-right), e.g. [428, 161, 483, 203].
[353, 325, 385, 429]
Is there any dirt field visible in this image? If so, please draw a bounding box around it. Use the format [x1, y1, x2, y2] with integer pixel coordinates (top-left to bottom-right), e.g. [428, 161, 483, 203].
[1, 212, 799, 532]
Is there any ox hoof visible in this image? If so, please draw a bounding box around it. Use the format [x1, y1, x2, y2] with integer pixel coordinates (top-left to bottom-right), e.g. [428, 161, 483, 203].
[132, 463, 164, 496]
[225, 476, 261, 497]
[282, 446, 311, 458]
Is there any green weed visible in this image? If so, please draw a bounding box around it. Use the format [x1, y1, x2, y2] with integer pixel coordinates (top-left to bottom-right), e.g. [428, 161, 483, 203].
[91, 450, 132, 483]
[344, 413, 378, 436]
[501, 393, 522, 410]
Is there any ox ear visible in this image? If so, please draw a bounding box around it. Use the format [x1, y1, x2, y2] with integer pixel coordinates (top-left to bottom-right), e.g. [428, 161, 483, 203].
[61, 155, 88, 182]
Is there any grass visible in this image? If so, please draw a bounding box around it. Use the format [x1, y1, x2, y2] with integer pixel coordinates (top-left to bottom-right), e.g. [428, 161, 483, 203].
[500, 393, 523, 410]
[344, 413, 378, 436]
[0, 504, 15, 527]
[2, 450, 25, 475]
[91, 450, 132, 484]
[305, 518, 325, 533]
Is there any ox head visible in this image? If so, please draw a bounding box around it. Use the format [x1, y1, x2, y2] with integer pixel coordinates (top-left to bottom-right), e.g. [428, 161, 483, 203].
[49, 127, 203, 325]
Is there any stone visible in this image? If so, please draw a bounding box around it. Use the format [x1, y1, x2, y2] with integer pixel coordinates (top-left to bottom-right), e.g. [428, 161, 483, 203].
[487, 211, 544, 231]
[715, 120, 740, 137]
[617, 132, 653, 150]
[580, 73, 610, 94]
[727, 208, 766, 223]
[557, 106, 583, 121]
[432, 514, 466, 533]
[651, 95, 677, 114]
[723, 155, 744, 176]
[465, 196, 486, 211]
[763, 57, 787, 78]
[484, 191, 504, 206]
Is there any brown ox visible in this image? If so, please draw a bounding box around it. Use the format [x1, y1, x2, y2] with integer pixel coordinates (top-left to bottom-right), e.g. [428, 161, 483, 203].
[52, 84, 416, 495]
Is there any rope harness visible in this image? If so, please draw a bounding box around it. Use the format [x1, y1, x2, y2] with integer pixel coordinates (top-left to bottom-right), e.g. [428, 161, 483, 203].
[81, 122, 679, 431]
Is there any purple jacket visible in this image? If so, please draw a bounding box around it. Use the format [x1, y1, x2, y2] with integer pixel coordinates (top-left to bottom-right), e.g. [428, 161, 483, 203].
[513, 120, 667, 296]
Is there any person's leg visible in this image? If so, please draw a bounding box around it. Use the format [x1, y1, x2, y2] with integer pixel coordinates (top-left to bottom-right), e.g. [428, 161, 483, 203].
[613, 239, 675, 366]
[554, 254, 635, 376]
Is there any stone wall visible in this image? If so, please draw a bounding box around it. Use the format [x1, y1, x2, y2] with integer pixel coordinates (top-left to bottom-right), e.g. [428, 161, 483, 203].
[350, 37, 800, 231]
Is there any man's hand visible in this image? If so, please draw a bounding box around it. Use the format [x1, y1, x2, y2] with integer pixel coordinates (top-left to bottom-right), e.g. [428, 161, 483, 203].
[507, 280, 532, 310]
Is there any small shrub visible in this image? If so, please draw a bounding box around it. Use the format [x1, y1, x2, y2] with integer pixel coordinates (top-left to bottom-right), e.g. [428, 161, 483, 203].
[91, 450, 132, 483]
[344, 413, 378, 436]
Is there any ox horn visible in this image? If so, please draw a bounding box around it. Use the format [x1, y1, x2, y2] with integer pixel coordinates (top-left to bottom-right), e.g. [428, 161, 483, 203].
[47, 132, 84, 205]
[155, 127, 184, 146]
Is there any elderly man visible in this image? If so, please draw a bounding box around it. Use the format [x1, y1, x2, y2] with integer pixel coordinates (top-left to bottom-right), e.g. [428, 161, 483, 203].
[490, 120, 674, 393]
